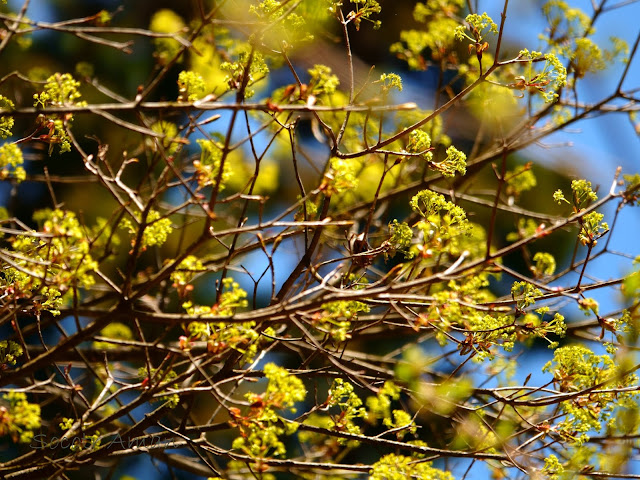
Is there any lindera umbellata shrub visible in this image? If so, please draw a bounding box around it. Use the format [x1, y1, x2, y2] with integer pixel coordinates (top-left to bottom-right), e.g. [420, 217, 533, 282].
[0, 0, 639, 478]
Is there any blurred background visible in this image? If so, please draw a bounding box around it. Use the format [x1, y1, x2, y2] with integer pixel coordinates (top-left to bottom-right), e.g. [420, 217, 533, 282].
[1, 0, 639, 477]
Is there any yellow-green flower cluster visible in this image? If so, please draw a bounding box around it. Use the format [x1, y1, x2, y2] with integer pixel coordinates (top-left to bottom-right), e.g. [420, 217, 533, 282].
[325, 158, 358, 194]
[553, 179, 609, 245]
[523, 309, 567, 349]
[470, 313, 517, 357]
[249, 0, 314, 45]
[518, 49, 567, 103]
[195, 137, 232, 190]
[182, 278, 248, 319]
[0, 95, 14, 139]
[314, 300, 370, 342]
[370, 454, 454, 480]
[32, 73, 85, 153]
[541, 0, 627, 82]
[150, 120, 181, 155]
[257, 363, 306, 411]
[542, 454, 565, 480]
[511, 281, 542, 310]
[390, 1, 463, 69]
[410, 190, 465, 223]
[434, 145, 466, 178]
[170, 255, 204, 297]
[33, 73, 84, 107]
[6, 209, 101, 314]
[182, 279, 264, 362]
[365, 380, 400, 425]
[409, 190, 470, 257]
[345, 0, 382, 31]
[327, 378, 366, 439]
[220, 50, 269, 97]
[578, 211, 608, 246]
[572, 38, 606, 78]
[149, 9, 185, 64]
[232, 364, 306, 461]
[0, 340, 23, 366]
[553, 189, 569, 205]
[388, 219, 414, 259]
[543, 0, 591, 39]
[532, 252, 556, 277]
[578, 297, 599, 316]
[0, 143, 25, 182]
[543, 345, 639, 444]
[570, 179, 598, 207]
[383, 409, 416, 439]
[308, 64, 340, 97]
[177, 70, 206, 102]
[405, 129, 432, 159]
[378, 73, 403, 93]
[454, 12, 497, 42]
[93, 323, 133, 350]
[0, 392, 41, 444]
[506, 164, 537, 197]
[622, 173, 640, 204]
[122, 209, 173, 249]
[215, 277, 249, 316]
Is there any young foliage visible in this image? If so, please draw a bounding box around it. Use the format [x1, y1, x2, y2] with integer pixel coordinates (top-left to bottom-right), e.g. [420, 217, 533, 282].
[0, 1, 637, 479]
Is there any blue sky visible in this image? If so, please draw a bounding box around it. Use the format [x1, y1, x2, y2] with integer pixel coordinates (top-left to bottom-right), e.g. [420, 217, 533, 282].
[4, 1, 640, 477]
